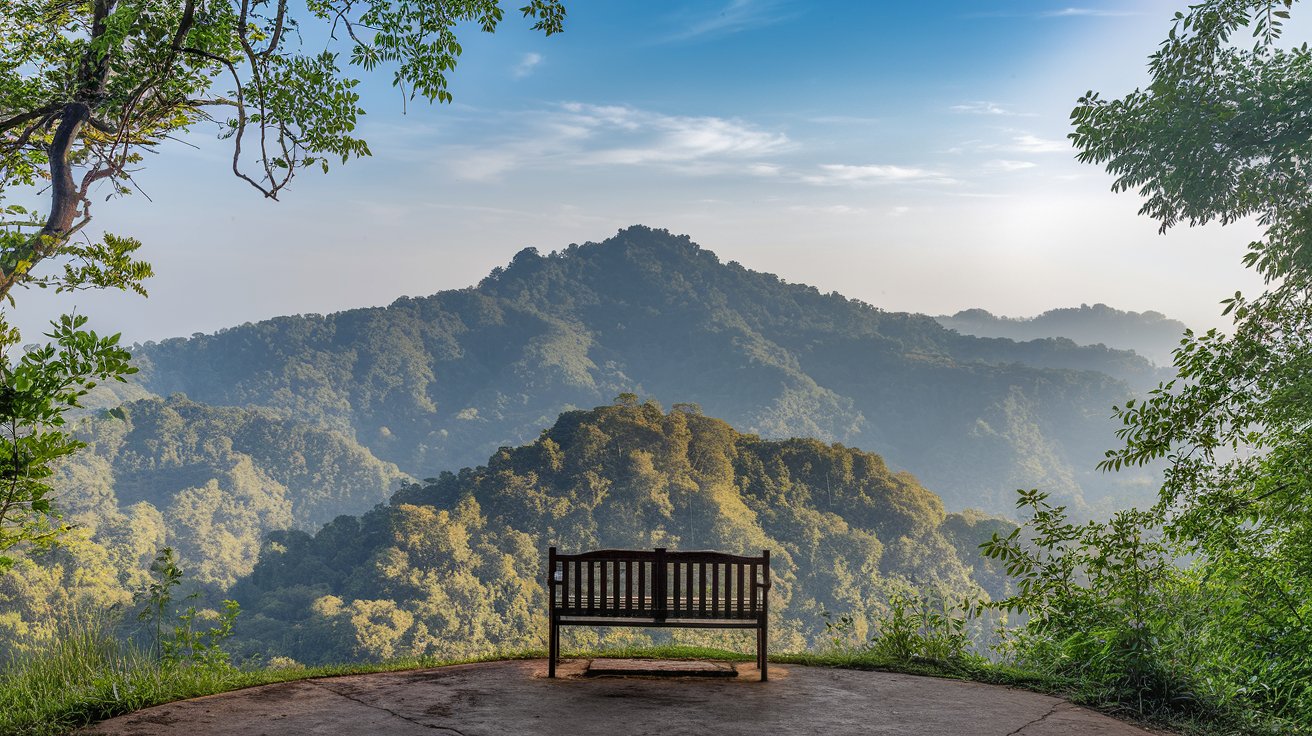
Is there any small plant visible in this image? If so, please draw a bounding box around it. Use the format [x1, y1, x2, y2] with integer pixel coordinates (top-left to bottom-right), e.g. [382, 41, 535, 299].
[136, 547, 240, 666]
[819, 609, 858, 653]
[166, 600, 241, 666]
[868, 592, 975, 666]
[139, 548, 184, 659]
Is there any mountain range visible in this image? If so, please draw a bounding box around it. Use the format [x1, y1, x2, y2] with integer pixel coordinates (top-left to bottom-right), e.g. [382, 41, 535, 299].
[1, 225, 1180, 664]
[124, 225, 1161, 520]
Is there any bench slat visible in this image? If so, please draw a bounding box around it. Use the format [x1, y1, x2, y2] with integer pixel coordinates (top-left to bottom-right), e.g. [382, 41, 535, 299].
[699, 562, 707, 616]
[715, 563, 722, 617]
[638, 559, 647, 613]
[672, 560, 681, 617]
[750, 563, 758, 614]
[737, 563, 745, 617]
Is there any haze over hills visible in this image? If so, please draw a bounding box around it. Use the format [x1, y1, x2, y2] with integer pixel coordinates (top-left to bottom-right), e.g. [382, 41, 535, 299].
[936, 304, 1190, 367]
[125, 225, 1159, 517]
[58, 396, 411, 589]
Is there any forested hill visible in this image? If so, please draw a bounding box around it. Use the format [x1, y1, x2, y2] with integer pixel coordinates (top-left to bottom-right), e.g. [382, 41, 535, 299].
[229, 402, 1012, 664]
[936, 304, 1190, 367]
[131, 225, 1157, 514]
[56, 396, 410, 588]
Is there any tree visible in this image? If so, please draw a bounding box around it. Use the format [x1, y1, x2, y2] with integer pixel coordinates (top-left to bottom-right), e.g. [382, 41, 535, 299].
[1007, 0, 1312, 721]
[0, 0, 566, 559]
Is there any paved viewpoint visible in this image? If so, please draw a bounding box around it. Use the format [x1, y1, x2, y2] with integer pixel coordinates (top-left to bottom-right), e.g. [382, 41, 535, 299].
[84, 659, 1162, 736]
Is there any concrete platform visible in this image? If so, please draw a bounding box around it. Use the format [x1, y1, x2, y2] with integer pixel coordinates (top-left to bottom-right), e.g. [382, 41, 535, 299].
[81, 659, 1169, 736]
[584, 657, 738, 677]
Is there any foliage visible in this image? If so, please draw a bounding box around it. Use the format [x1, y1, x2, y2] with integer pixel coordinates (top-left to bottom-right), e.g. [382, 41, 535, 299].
[138, 547, 184, 658]
[0, 314, 135, 568]
[135, 547, 239, 665]
[0, 0, 566, 298]
[869, 592, 974, 665]
[822, 590, 976, 668]
[0, 0, 564, 557]
[0, 586, 246, 736]
[981, 492, 1183, 706]
[0, 607, 316, 736]
[987, 1, 1312, 730]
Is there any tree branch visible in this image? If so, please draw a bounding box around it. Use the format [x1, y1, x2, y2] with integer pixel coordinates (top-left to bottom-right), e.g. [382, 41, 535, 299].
[0, 104, 61, 134]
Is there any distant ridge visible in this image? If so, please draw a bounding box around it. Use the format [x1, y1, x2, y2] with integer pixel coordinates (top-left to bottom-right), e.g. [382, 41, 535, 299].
[129, 225, 1158, 515]
[936, 304, 1189, 367]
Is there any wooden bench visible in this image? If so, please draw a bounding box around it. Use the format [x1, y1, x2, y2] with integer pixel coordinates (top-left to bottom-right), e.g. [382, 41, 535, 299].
[547, 547, 772, 680]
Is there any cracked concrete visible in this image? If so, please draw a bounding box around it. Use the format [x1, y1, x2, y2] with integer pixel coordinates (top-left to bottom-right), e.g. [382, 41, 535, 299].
[81, 659, 1167, 736]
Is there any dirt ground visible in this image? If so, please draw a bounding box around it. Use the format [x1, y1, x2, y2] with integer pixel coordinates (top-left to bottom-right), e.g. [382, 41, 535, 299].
[82, 659, 1166, 736]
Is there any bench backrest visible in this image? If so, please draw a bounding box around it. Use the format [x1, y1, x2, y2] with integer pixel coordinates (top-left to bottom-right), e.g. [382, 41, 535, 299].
[548, 547, 769, 620]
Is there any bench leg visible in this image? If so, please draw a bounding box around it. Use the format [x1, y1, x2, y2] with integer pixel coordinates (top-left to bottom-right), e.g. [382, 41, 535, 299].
[548, 618, 558, 678]
[758, 625, 768, 682]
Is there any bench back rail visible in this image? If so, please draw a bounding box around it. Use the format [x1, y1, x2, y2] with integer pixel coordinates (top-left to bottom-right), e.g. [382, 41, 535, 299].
[550, 548, 768, 620]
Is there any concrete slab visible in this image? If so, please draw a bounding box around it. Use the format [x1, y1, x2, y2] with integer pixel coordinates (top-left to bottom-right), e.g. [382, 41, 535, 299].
[585, 658, 737, 677]
[81, 659, 1169, 736]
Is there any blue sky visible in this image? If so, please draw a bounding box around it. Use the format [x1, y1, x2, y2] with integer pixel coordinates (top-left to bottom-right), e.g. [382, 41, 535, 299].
[17, 0, 1272, 343]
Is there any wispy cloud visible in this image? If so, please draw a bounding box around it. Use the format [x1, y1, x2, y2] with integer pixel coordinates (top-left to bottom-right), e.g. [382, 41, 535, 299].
[512, 52, 542, 78]
[950, 101, 1033, 117]
[1008, 134, 1070, 153]
[801, 164, 957, 186]
[1041, 7, 1140, 18]
[448, 103, 792, 181]
[983, 159, 1038, 172]
[964, 7, 1141, 19]
[806, 114, 882, 125]
[665, 0, 796, 42]
[786, 204, 870, 215]
[955, 133, 1072, 156]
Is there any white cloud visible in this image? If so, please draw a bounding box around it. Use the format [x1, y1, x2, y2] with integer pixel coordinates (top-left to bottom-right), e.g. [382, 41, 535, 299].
[950, 101, 1031, 116]
[801, 164, 956, 186]
[947, 133, 1072, 157]
[806, 115, 882, 125]
[563, 104, 791, 167]
[448, 103, 791, 181]
[1041, 8, 1140, 18]
[963, 7, 1141, 19]
[983, 159, 1038, 172]
[786, 204, 869, 215]
[512, 52, 543, 78]
[1009, 134, 1070, 153]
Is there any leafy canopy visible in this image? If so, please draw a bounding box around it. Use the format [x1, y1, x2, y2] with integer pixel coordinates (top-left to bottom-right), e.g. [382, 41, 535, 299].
[989, 0, 1312, 726]
[0, 0, 564, 558]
